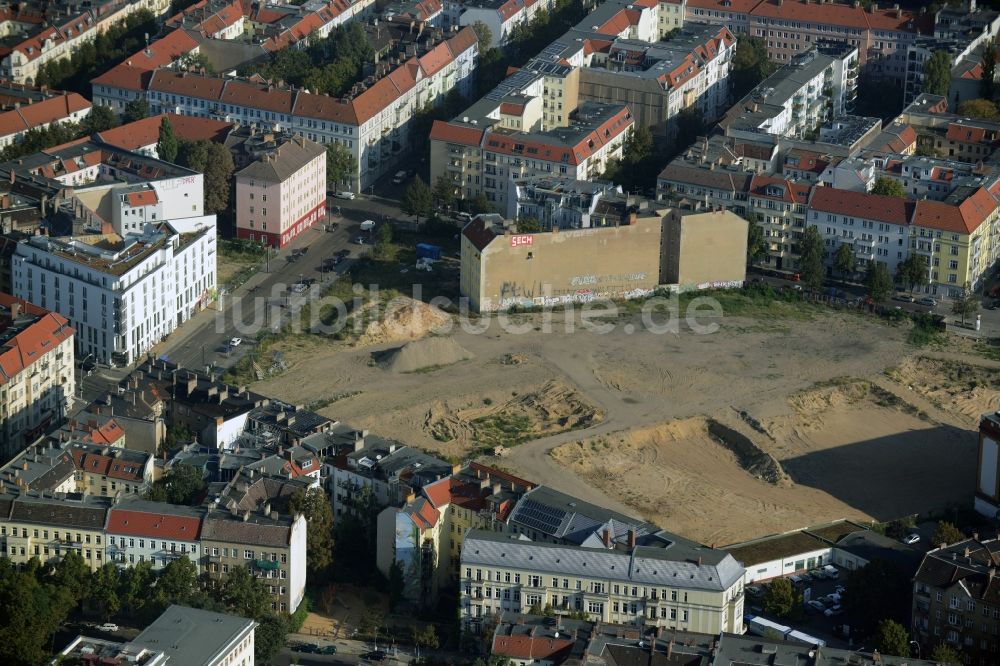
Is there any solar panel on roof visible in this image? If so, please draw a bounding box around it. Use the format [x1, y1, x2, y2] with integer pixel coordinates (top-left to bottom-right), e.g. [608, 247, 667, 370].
[511, 498, 567, 535]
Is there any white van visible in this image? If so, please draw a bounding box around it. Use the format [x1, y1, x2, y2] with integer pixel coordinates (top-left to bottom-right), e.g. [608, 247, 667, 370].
[456, 212, 473, 223]
[334, 191, 356, 200]
[392, 170, 407, 184]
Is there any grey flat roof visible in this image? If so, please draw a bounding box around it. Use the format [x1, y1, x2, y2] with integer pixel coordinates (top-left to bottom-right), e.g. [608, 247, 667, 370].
[130, 605, 255, 666]
[462, 530, 744, 592]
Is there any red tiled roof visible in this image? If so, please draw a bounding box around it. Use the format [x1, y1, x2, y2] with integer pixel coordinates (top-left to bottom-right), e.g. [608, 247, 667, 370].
[492, 635, 574, 660]
[750, 0, 920, 31]
[107, 508, 202, 540]
[0, 92, 90, 140]
[499, 102, 525, 115]
[124, 190, 156, 207]
[408, 499, 440, 529]
[913, 187, 997, 235]
[91, 29, 201, 91]
[71, 447, 144, 481]
[430, 120, 484, 146]
[81, 419, 126, 445]
[0, 294, 74, 387]
[809, 186, 912, 226]
[748, 175, 811, 203]
[97, 113, 233, 151]
[945, 122, 992, 144]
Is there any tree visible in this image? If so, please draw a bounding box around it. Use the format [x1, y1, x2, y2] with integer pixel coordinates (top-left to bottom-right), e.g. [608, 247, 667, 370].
[798, 226, 826, 292]
[952, 281, 979, 325]
[746, 212, 766, 267]
[326, 142, 357, 189]
[866, 262, 893, 303]
[876, 619, 911, 657]
[842, 559, 911, 637]
[148, 463, 207, 505]
[412, 623, 439, 657]
[119, 561, 155, 616]
[89, 563, 121, 620]
[833, 242, 857, 280]
[674, 107, 705, 156]
[221, 566, 271, 621]
[0, 568, 74, 666]
[895, 254, 929, 294]
[470, 192, 493, 215]
[923, 50, 952, 97]
[255, 614, 289, 663]
[870, 177, 905, 198]
[982, 45, 996, 100]
[50, 550, 91, 603]
[731, 36, 776, 100]
[402, 176, 433, 220]
[930, 643, 962, 665]
[155, 556, 199, 607]
[177, 140, 235, 214]
[933, 520, 965, 546]
[85, 105, 118, 134]
[517, 217, 541, 233]
[388, 560, 405, 610]
[471, 21, 493, 50]
[289, 487, 335, 578]
[157, 116, 179, 164]
[762, 578, 794, 618]
[432, 174, 455, 209]
[123, 98, 150, 124]
[957, 98, 1000, 120]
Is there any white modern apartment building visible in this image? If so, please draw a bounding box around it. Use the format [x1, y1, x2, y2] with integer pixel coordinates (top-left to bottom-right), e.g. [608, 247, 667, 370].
[0, 294, 75, 456]
[722, 42, 859, 141]
[460, 530, 745, 635]
[92, 27, 479, 192]
[11, 219, 216, 367]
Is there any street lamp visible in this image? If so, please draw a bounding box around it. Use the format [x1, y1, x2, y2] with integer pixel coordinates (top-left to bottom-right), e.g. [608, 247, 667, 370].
[77, 352, 95, 402]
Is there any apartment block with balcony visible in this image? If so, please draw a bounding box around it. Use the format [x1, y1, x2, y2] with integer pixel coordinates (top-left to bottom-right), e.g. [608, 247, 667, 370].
[0, 493, 113, 572]
[722, 43, 859, 142]
[460, 529, 745, 636]
[201, 508, 307, 613]
[807, 185, 912, 278]
[0, 293, 75, 457]
[106, 501, 204, 571]
[11, 220, 216, 367]
[746, 176, 811, 273]
[912, 537, 1000, 664]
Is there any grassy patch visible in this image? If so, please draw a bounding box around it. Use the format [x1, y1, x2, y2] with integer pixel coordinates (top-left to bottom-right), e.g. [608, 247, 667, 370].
[907, 313, 947, 347]
[975, 337, 1000, 362]
[472, 412, 535, 448]
[679, 284, 821, 321]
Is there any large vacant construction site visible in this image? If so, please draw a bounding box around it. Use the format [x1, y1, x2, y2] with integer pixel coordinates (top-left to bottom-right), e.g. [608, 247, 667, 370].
[252, 296, 994, 543]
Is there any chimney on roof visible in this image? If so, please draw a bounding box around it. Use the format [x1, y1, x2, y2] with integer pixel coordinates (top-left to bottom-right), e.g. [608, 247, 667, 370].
[628, 529, 636, 549]
[602, 528, 611, 548]
[966, 547, 972, 557]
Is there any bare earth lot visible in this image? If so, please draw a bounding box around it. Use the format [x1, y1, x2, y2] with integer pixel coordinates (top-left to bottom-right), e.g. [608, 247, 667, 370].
[252, 304, 985, 542]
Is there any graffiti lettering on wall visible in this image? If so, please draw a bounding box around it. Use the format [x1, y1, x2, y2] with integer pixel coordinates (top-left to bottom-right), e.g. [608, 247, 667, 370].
[487, 286, 654, 311]
[570, 273, 647, 286]
[695, 280, 744, 291]
[510, 234, 534, 247]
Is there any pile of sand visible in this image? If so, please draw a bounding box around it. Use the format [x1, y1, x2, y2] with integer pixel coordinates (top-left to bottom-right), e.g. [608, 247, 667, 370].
[378, 337, 473, 373]
[889, 356, 1000, 424]
[356, 297, 450, 347]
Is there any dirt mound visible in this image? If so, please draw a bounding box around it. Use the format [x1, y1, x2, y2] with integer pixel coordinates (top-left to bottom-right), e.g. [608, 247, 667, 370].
[377, 337, 473, 373]
[889, 356, 1000, 424]
[425, 379, 602, 449]
[706, 419, 786, 485]
[356, 297, 450, 347]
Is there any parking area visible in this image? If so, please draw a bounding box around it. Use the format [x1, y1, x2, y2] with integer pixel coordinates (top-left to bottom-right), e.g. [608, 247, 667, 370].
[745, 566, 852, 649]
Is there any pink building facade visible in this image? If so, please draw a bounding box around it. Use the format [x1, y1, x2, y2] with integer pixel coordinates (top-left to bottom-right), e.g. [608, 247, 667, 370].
[234, 135, 327, 249]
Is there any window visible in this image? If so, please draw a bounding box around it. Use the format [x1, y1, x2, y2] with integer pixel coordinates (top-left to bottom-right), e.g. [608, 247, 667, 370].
[245, 550, 254, 559]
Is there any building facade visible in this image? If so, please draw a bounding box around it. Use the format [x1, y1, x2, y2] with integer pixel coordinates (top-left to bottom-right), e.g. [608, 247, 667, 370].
[0, 293, 75, 455]
[12, 221, 216, 366]
[460, 530, 745, 635]
[234, 135, 327, 249]
[0, 494, 112, 572]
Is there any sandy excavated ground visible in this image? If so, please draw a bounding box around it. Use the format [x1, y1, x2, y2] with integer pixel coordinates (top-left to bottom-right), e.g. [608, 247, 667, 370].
[253, 307, 988, 539]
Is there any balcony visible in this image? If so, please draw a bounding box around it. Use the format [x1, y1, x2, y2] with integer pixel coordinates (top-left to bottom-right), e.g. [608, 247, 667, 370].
[256, 559, 281, 571]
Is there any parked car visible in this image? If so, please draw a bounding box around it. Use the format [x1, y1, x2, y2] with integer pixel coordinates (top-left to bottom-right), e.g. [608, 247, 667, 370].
[336, 249, 350, 258]
[229, 337, 242, 347]
[392, 170, 407, 184]
[361, 650, 387, 661]
[334, 191, 356, 200]
[746, 585, 764, 598]
[318, 645, 338, 654]
[824, 605, 843, 617]
[917, 296, 937, 307]
[903, 533, 921, 545]
[807, 600, 826, 613]
[354, 237, 366, 245]
[456, 212, 473, 223]
[834, 585, 846, 595]
[98, 623, 119, 633]
[893, 293, 915, 303]
[292, 643, 319, 653]
[291, 283, 308, 293]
